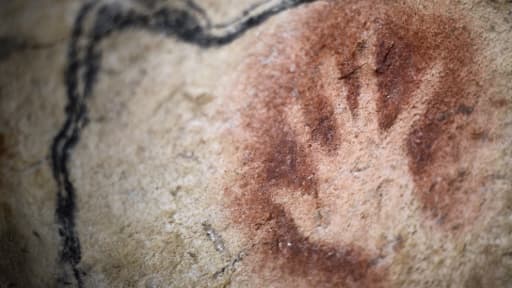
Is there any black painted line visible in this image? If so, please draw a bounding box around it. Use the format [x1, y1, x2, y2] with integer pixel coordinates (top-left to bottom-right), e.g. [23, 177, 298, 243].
[52, 2, 98, 286]
[51, 0, 318, 286]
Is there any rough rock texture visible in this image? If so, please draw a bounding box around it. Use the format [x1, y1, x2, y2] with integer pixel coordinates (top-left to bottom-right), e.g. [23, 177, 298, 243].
[0, 0, 511, 287]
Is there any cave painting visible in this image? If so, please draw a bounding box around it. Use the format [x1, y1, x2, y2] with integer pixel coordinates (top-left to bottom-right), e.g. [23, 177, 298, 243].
[225, 1, 490, 286]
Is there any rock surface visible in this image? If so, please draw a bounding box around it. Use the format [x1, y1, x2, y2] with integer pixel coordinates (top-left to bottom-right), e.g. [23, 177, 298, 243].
[0, 0, 511, 287]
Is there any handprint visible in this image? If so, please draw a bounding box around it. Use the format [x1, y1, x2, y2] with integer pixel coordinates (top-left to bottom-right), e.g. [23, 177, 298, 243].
[273, 38, 441, 249]
[225, 1, 487, 287]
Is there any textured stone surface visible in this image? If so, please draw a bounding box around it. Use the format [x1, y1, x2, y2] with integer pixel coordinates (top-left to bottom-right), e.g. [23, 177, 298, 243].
[0, 0, 511, 287]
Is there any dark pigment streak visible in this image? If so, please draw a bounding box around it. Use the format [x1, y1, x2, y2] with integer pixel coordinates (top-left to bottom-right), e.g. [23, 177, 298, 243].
[51, 0, 317, 286]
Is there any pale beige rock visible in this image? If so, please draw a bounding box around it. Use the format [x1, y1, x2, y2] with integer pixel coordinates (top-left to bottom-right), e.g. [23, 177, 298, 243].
[0, 0, 511, 287]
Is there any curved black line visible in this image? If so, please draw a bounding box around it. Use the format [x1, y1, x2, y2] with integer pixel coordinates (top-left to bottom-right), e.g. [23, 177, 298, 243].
[52, 2, 98, 286]
[51, 0, 317, 286]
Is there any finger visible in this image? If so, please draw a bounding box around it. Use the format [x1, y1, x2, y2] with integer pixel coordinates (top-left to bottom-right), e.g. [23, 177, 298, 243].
[355, 33, 380, 136]
[388, 62, 442, 144]
[320, 54, 353, 141]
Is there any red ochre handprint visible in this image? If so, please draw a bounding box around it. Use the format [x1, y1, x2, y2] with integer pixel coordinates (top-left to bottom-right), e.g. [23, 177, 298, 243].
[225, 1, 488, 287]
[276, 40, 441, 250]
